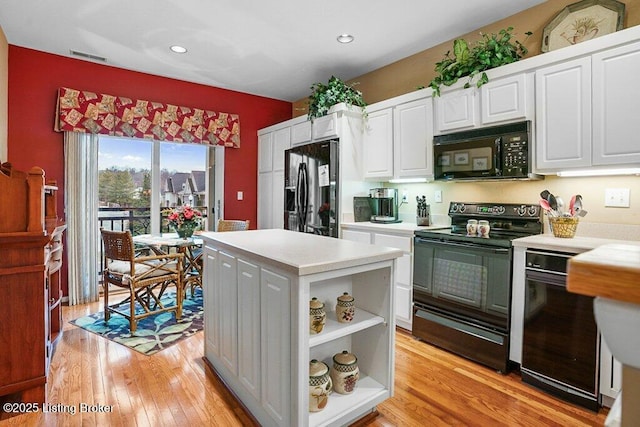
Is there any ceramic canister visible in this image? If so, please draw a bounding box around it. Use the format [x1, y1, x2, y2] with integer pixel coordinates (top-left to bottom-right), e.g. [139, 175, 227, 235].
[466, 219, 478, 236]
[309, 297, 326, 334]
[309, 359, 332, 412]
[478, 220, 491, 238]
[330, 350, 360, 394]
[336, 292, 355, 323]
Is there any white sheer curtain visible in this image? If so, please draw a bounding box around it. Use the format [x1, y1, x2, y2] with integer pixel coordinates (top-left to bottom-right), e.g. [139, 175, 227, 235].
[64, 132, 100, 305]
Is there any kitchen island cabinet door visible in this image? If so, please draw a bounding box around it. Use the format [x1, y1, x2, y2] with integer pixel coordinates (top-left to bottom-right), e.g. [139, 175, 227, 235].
[592, 40, 640, 166]
[203, 246, 221, 360]
[219, 251, 239, 375]
[261, 268, 291, 426]
[535, 57, 592, 171]
[238, 259, 261, 400]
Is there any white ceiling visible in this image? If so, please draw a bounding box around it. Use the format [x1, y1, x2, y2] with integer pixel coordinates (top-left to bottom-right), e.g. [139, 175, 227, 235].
[0, 0, 545, 102]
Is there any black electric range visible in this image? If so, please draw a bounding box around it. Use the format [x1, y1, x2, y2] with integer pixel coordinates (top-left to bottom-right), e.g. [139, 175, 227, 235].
[412, 202, 542, 373]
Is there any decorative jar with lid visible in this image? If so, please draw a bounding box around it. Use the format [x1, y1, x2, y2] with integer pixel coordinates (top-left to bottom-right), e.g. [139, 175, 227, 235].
[309, 297, 326, 334]
[309, 359, 332, 412]
[330, 350, 359, 394]
[335, 292, 355, 323]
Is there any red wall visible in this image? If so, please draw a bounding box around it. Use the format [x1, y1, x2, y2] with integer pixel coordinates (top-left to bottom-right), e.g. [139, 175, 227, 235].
[7, 45, 292, 294]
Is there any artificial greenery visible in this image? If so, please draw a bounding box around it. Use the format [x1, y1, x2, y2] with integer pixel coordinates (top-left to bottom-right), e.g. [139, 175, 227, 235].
[308, 76, 367, 120]
[428, 27, 532, 96]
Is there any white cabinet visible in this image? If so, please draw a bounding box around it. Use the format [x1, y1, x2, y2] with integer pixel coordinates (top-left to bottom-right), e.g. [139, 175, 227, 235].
[363, 92, 434, 181]
[341, 226, 414, 331]
[535, 57, 592, 171]
[312, 113, 338, 141]
[219, 251, 238, 375]
[202, 232, 396, 427]
[257, 126, 291, 229]
[394, 97, 434, 179]
[261, 268, 291, 425]
[592, 40, 640, 166]
[363, 108, 394, 179]
[535, 40, 640, 172]
[600, 337, 623, 407]
[435, 88, 478, 133]
[238, 259, 261, 400]
[291, 120, 312, 146]
[480, 73, 529, 125]
[434, 73, 531, 134]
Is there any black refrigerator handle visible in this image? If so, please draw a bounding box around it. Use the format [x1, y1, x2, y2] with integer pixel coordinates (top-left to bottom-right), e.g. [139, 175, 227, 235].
[300, 163, 309, 231]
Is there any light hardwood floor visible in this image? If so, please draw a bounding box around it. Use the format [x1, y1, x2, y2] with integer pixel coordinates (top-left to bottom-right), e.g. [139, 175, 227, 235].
[2, 299, 608, 426]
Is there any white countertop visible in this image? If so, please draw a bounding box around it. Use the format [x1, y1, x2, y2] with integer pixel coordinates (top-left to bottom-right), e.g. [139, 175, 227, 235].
[200, 229, 403, 276]
[513, 234, 640, 254]
[341, 221, 449, 236]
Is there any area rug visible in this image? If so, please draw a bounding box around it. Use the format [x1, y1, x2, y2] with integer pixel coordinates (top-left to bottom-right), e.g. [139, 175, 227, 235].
[70, 288, 203, 355]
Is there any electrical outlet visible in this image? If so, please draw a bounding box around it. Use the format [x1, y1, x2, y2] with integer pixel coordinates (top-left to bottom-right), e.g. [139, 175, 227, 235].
[435, 190, 443, 203]
[604, 188, 630, 207]
[402, 190, 408, 203]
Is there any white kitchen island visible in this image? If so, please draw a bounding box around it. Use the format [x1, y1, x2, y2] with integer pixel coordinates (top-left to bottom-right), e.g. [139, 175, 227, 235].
[199, 229, 403, 427]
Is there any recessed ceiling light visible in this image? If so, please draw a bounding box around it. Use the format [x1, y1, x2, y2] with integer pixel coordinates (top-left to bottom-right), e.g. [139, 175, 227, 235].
[337, 34, 354, 44]
[170, 45, 188, 54]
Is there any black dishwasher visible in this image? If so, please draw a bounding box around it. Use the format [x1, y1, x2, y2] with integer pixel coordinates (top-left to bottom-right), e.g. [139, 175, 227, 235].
[521, 249, 600, 411]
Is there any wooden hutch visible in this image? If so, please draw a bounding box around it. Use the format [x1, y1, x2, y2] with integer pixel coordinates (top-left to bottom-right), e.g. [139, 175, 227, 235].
[0, 163, 66, 415]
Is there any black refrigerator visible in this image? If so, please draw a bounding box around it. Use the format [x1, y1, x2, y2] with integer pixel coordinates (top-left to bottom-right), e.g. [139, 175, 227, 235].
[284, 140, 339, 238]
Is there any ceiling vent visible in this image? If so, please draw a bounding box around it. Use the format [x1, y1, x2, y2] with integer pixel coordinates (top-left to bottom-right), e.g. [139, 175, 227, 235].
[70, 50, 107, 62]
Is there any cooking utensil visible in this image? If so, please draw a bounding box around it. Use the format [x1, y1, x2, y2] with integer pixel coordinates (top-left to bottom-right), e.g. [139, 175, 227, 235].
[556, 197, 565, 215]
[569, 195, 577, 216]
[539, 198, 552, 212]
[540, 190, 551, 201]
[573, 195, 583, 216]
[547, 193, 558, 212]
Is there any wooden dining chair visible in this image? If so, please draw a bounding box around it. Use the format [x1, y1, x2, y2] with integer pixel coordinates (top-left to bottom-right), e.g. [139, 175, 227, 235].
[100, 228, 184, 333]
[216, 219, 250, 232]
[184, 219, 250, 299]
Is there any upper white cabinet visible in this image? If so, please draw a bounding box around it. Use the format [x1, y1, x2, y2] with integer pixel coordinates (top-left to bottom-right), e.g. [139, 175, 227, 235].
[291, 120, 311, 146]
[535, 57, 592, 171]
[536, 39, 640, 172]
[480, 73, 530, 125]
[363, 108, 394, 179]
[434, 73, 531, 134]
[258, 123, 292, 229]
[363, 91, 433, 181]
[592, 40, 640, 166]
[434, 88, 478, 133]
[312, 112, 338, 141]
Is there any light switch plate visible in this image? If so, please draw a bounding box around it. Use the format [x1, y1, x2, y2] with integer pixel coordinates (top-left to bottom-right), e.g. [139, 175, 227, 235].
[237, 191, 243, 201]
[605, 188, 630, 207]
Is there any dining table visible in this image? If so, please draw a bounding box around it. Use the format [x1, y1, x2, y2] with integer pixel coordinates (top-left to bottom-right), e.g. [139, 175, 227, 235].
[132, 233, 203, 298]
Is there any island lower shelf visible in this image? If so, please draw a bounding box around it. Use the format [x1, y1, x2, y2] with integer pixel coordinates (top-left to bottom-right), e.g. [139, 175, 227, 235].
[201, 229, 401, 427]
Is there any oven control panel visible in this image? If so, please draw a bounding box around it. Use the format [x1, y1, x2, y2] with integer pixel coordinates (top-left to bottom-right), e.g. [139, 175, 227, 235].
[449, 202, 540, 218]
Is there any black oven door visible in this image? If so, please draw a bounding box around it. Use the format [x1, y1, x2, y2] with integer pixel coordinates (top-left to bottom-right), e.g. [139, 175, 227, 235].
[413, 237, 512, 330]
[434, 136, 500, 180]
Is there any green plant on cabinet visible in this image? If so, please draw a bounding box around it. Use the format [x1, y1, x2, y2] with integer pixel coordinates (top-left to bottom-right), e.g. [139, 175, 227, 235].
[308, 76, 367, 120]
[428, 27, 533, 96]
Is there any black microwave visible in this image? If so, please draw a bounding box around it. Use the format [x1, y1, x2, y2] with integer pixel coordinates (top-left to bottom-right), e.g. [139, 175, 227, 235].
[434, 121, 541, 181]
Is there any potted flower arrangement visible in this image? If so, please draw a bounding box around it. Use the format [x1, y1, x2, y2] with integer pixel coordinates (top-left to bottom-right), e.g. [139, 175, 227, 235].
[165, 205, 203, 238]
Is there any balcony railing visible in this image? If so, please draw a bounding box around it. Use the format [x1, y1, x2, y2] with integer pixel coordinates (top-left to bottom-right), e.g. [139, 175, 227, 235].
[97, 206, 208, 279]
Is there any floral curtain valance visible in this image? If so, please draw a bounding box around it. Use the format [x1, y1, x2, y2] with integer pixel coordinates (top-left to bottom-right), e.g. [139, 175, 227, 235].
[54, 87, 240, 147]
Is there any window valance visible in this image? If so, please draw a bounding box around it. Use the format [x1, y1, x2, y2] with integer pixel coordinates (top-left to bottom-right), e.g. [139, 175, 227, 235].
[54, 87, 240, 147]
